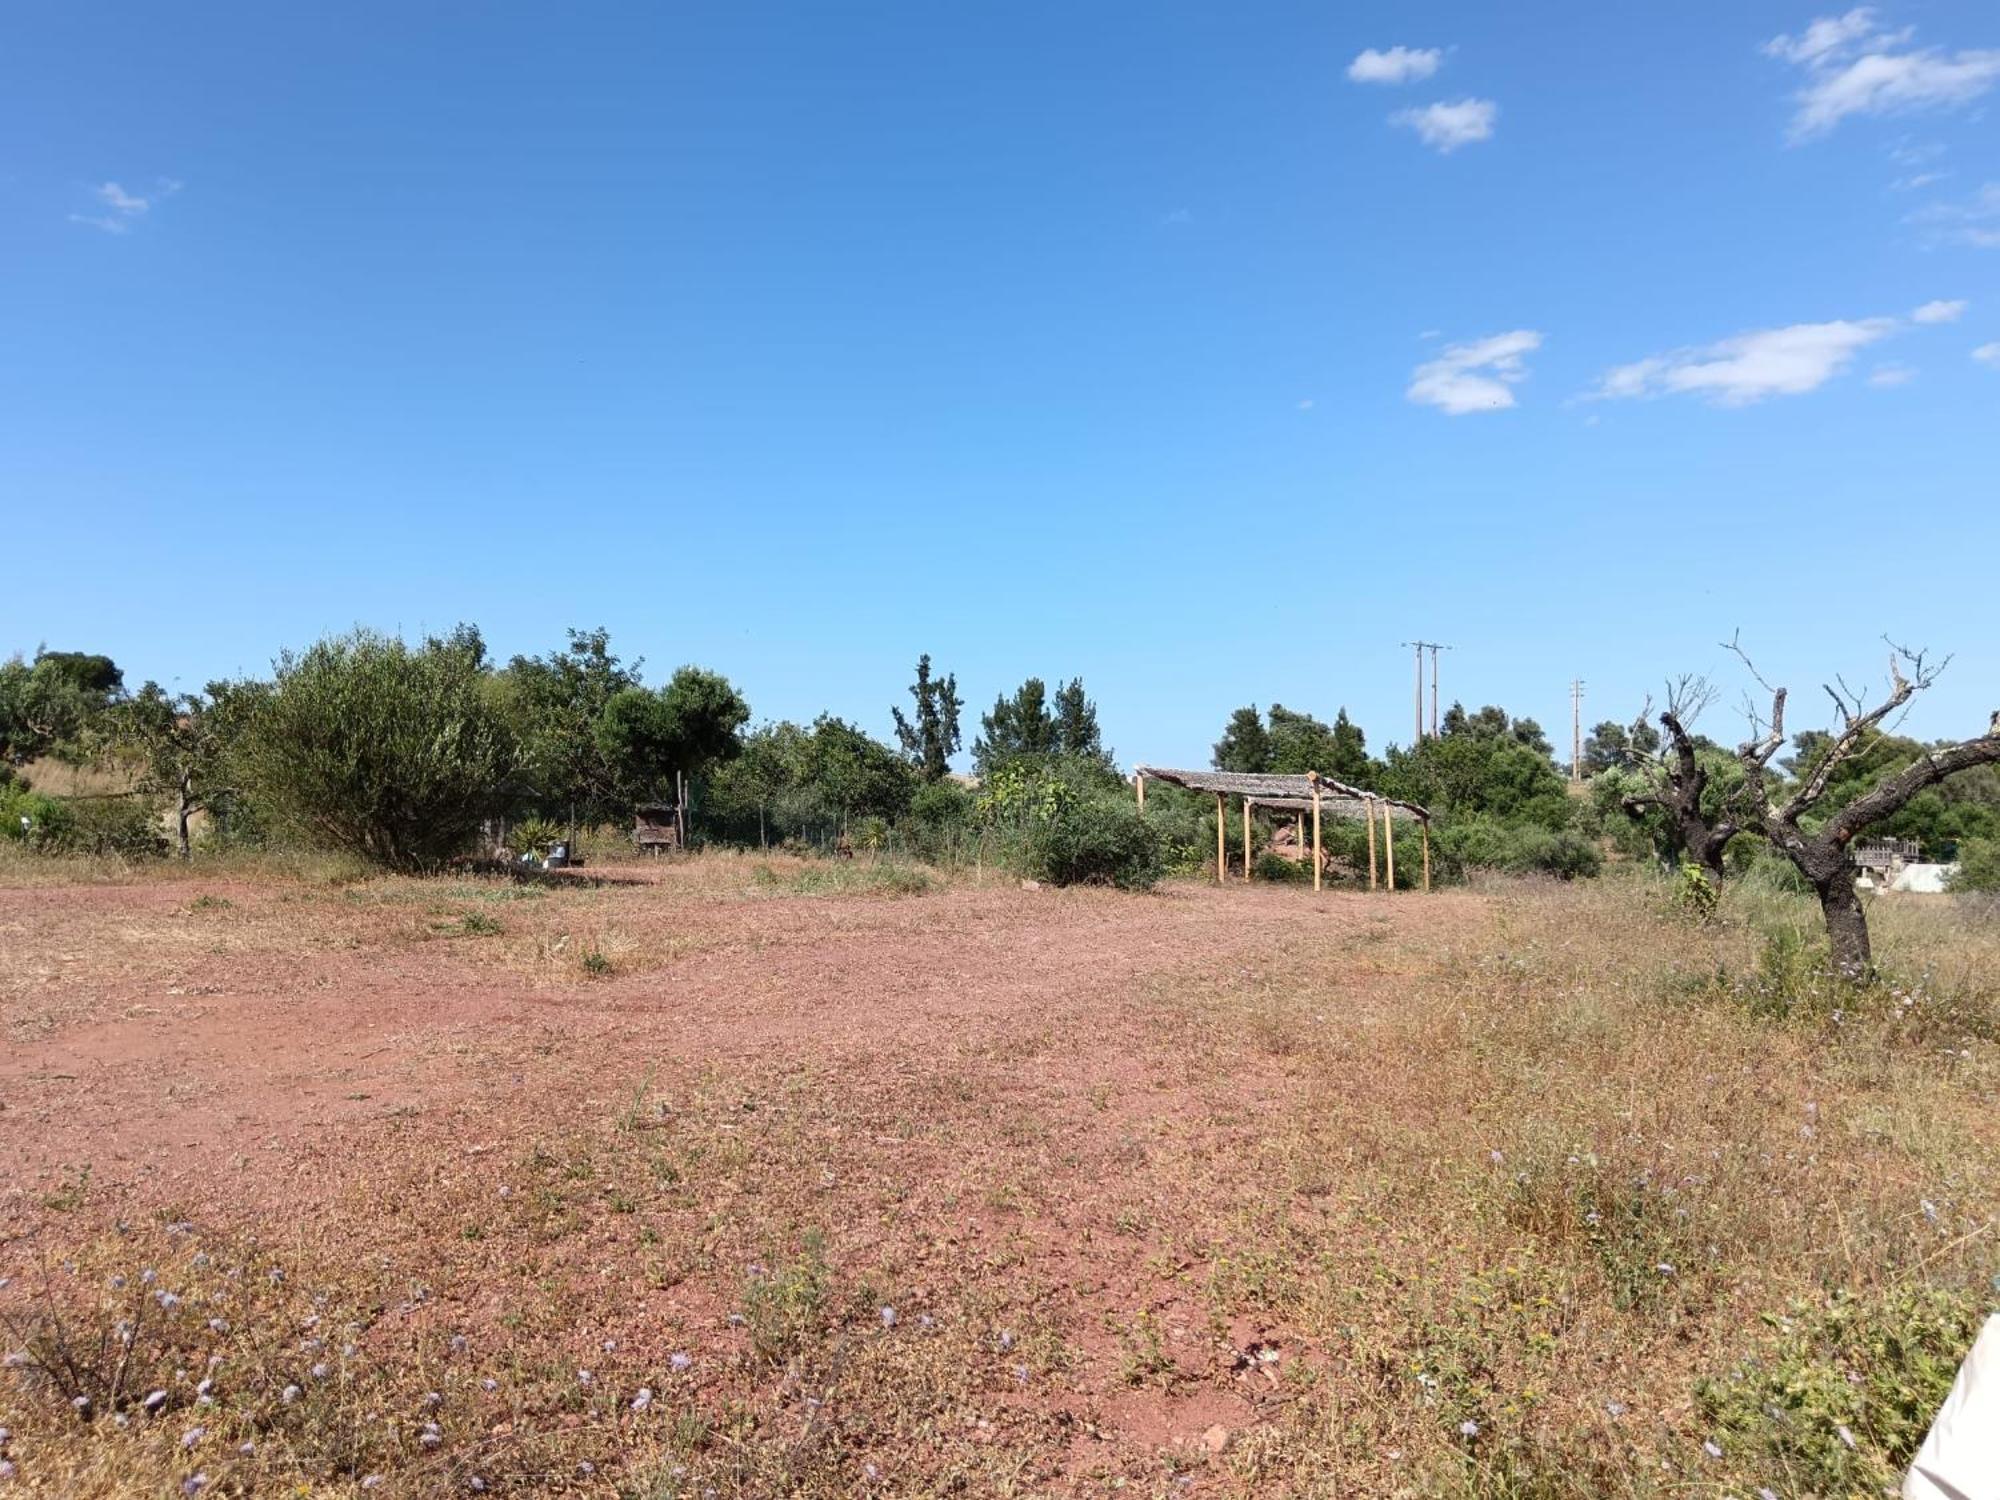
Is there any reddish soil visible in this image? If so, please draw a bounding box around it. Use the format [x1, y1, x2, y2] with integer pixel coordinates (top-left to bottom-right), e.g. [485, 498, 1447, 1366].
[0, 866, 1478, 1487]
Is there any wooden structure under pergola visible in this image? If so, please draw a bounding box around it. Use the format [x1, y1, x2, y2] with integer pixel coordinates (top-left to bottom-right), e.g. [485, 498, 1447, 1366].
[1132, 767, 1432, 893]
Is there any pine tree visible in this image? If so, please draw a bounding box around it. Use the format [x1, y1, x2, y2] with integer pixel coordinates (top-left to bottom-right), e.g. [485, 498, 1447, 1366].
[891, 654, 962, 782]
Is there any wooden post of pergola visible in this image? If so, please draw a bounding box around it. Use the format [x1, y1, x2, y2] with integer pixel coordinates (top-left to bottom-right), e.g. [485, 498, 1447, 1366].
[1134, 772, 1146, 812]
[1422, 822, 1431, 893]
[1214, 793, 1226, 884]
[1366, 797, 1379, 890]
[1242, 797, 1252, 881]
[1311, 783, 1323, 892]
[1384, 799, 1397, 892]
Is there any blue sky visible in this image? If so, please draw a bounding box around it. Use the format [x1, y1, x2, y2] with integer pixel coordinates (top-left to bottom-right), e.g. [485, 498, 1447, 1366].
[4, 2, 1996, 767]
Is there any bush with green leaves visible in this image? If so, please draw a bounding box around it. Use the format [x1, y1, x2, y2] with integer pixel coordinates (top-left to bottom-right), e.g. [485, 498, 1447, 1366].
[236, 627, 515, 871]
[1020, 793, 1163, 890]
[1949, 835, 2000, 893]
[0, 783, 166, 858]
[900, 777, 974, 861]
[1671, 861, 1720, 920]
[0, 781, 73, 849]
[1434, 815, 1601, 880]
[1252, 849, 1311, 883]
[511, 817, 563, 857]
[58, 797, 171, 858]
[1695, 1286, 1983, 1497]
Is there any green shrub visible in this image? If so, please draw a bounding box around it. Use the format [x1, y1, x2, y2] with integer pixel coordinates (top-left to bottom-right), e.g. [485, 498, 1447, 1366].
[1949, 836, 2000, 893]
[511, 817, 562, 857]
[1696, 1286, 1984, 1497]
[1253, 850, 1310, 883]
[901, 778, 974, 861]
[1671, 861, 1720, 920]
[237, 627, 514, 871]
[0, 787, 165, 858]
[59, 797, 170, 858]
[0, 783, 73, 848]
[1435, 816, 1601, 880]
[1022, 794, 1163, 890]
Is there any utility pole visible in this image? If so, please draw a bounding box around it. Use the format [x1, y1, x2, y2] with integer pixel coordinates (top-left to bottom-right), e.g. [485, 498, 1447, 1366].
[1427, 643, 1450, 737]
[1406, 642, 1423, 743]
[1570, 679, 1585, 783]
[1404, 641, 1449, 741]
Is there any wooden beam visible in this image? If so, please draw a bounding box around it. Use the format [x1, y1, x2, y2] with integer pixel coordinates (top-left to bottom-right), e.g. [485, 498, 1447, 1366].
[1135, 773, 1145, 812]
[1384, 801, 1397, 892]
[1422, 821, 1432, 894]
[1366, 796, 1379, 890]
[1311, 786, 1322, 892]
[1242, 797, 1252, 880]
[1215, 793, 1226, 884]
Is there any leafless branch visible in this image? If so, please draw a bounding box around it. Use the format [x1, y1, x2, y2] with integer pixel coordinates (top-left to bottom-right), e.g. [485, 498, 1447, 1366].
[1664, 674, 1718, 726]
[1720, 630, 1779, 696]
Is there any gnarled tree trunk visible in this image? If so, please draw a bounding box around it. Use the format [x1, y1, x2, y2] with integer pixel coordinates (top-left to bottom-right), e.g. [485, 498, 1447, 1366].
[177, 771, 195, 861]
[1817, 871, 1872, 977]
[1622, 708, 1738, 879]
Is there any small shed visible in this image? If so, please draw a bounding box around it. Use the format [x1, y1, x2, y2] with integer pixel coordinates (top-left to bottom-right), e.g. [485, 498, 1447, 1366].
[633, 802, 684, 856]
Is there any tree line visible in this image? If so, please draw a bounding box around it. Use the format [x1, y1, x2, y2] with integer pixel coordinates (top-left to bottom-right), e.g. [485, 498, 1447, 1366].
[5, 628, 1996, 968]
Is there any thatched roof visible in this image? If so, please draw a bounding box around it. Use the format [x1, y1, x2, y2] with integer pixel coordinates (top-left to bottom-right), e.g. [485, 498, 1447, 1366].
[1134, 766, 1428, 823]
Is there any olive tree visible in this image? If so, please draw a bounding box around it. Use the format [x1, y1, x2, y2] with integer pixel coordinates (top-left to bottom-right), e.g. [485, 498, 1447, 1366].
[1727, 636, 2000, 978]
[1613, 677, 1748, 878]
[237, 627, 514, 870]
[110, 681, 259, 860]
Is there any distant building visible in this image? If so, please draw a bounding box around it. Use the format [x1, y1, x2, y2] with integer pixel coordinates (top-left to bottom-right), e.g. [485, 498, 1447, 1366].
[1851, 838, 1957, 895]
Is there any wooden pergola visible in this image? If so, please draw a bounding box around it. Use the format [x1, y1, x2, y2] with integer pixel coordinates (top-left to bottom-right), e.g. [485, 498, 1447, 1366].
[1132, 767, 1432, 893]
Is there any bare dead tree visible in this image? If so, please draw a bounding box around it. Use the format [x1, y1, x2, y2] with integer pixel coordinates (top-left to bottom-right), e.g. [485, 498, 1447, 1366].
[1724, 633, 2000, 978]
[1617, 676, 1744, 877]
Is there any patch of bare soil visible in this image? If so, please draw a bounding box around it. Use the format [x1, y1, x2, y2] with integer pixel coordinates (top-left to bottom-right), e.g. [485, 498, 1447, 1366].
[0, 865, 1475, 1490]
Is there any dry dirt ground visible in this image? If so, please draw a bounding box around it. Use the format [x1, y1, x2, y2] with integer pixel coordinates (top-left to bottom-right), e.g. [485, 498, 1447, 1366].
[0, 860, 1487, 1496]
[0, 858, 1993, 1499]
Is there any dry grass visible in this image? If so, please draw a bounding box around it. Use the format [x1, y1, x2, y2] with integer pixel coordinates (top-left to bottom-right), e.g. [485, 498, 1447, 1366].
[0, 857, 1994, 1497]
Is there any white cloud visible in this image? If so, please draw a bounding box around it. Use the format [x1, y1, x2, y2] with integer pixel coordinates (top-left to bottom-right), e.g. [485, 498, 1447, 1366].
[1764, 10, 2000, 141]
[99, 181, 150, 216]
[1348, 46, 1442, 85]
[70, 177, 181, 234]
[1391, 98, 1498, 153]
[1588, 318, 1898, 405]
[1975, 342, 2000, 367]
[1868, 363, 1916, 386]
[1890, 170, 1950, 191]
[1908, 182, 2000, 247]
[1887, 137, 1946, 166]
[1910, 298, 1968, 323]
[1407, 330, 1542, 415]
[1160, 207, 1192, 227]
[1296, 398, 1315, 410]
[1763, 9, 1896, 68]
